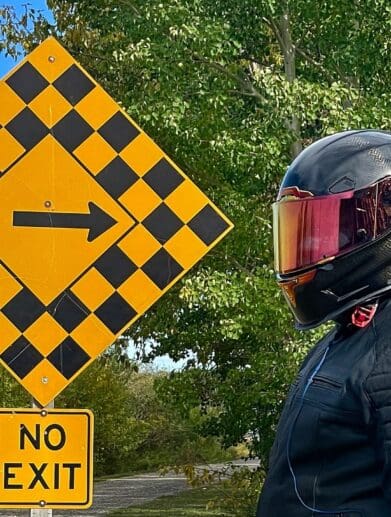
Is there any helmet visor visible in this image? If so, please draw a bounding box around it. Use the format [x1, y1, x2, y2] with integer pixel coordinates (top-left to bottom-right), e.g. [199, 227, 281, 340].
[273, 178, 391, 274]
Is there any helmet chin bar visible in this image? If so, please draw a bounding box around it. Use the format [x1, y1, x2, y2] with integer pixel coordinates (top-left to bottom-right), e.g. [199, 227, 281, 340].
[279, 229, 391, 330]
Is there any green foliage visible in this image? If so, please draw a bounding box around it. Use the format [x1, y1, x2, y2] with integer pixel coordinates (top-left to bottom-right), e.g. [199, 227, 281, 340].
[0, 358, 233, 477]
[0, 4, 38, 58]
[0, 368, 29, 407]
[108, 485, 234, 516]
[214, 467, 263, 517]
[56, 357, 233, 476]
[178, 464, 263, 517]
[57, 356, 141, 476]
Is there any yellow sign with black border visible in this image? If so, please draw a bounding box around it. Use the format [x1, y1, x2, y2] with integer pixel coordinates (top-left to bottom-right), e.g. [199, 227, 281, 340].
[0, 408, 93, 509]
[0, 37, 233, 406]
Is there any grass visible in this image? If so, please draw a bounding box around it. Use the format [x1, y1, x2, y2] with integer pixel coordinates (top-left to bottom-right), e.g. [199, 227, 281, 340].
[107, 486, 235, 516]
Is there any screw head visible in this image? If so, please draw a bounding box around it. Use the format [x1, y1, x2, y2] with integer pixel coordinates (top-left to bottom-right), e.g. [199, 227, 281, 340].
[44, 200, 52, 208]
[41, 376, 49, 384]
[39, 500, 46, 507]
[48, 56, 55, 63]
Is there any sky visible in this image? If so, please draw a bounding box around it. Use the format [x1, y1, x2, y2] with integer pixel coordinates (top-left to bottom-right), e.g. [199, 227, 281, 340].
[0, 1, 54, 78]
[0, 1, 185, 371]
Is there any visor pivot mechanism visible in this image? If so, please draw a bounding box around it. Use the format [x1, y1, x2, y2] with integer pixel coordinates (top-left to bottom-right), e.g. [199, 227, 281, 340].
[351, 302, 378, 328]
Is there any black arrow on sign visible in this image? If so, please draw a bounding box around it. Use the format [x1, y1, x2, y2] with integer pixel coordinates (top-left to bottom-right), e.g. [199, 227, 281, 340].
[13, 202, 117, 242]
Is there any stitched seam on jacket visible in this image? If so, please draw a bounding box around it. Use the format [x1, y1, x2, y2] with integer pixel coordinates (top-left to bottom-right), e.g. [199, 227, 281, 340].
[363, 318, 380, 415]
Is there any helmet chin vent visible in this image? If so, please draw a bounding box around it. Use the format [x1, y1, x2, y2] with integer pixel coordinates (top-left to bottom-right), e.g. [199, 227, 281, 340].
[320, 289, 337, 299]
[321, 284, 369, 302]
[335, 284, 370, 302]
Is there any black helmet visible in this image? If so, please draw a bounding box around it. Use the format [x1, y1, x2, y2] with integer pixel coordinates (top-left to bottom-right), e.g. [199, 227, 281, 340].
[273, 130, 391, 329]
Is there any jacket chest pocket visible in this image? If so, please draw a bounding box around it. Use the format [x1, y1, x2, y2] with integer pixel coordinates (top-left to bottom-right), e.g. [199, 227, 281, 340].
[311, 375, 343, 391]
[305, 373, 347, 411]
[306, 372, 364, 418]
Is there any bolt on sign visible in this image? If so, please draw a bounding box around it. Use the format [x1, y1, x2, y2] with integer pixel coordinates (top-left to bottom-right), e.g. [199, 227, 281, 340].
[0, 409, 93, 509]
[0, 37, 233, 406]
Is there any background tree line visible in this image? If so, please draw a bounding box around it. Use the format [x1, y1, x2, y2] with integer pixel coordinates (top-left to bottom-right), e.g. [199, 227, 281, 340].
[0, 355, 237, 477]
[1, 0, 391, 513]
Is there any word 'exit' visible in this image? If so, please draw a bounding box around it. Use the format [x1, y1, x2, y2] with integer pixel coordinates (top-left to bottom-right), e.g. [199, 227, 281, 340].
[3, 462, 81, 490]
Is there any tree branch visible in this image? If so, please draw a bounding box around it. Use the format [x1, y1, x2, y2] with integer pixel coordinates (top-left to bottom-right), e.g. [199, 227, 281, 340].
[293, 45, 335, 83]
[263, 16, 284, 50]
[193, 54, 267, 104]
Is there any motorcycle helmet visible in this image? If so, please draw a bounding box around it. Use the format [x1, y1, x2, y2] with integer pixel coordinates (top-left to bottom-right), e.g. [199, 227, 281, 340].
[273, 130, 391, 329]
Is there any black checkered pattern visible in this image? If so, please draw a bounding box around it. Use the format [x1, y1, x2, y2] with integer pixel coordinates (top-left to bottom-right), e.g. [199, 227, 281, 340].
[53, 64, 95, 105]
[2, 288, 45, 332]
[1, 336, 43, 379]
[0, 41, 232, 402]
[6, 108, 49, 151]
[95, 246, 137, 288]
[3, 62, 139, 172]
[6, 62, 49, 103]
[96, 157, 138, 198]
[47, 337, 90, 379]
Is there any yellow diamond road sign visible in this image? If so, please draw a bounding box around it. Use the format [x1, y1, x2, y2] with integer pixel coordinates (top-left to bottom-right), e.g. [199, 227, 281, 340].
[0, 408, 93, 508]
[0, 37, 233, 406]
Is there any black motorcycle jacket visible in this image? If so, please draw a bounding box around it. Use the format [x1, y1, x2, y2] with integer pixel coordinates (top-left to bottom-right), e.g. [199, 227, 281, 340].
[257, 299, 391, 517]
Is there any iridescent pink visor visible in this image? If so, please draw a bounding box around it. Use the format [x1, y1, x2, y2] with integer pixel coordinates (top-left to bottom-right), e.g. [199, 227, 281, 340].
[273, 178, 391, 274]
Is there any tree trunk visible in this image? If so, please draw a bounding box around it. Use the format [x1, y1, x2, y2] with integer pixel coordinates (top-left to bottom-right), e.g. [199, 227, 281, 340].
[279, 9, 302, 158]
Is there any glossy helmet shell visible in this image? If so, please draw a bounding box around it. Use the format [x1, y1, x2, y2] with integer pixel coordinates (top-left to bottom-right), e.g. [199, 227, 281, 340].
[277, 130, 391, 329]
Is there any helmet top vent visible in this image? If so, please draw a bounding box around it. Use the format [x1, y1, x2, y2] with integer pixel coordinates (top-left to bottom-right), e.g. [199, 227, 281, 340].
[329, 175, 355, 194]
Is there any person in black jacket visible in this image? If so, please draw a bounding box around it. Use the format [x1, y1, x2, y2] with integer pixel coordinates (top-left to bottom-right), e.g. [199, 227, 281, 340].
[257, 130, 391, 517]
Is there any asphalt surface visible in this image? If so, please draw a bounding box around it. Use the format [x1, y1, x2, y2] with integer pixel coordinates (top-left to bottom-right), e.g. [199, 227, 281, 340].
[0, 460, 259, 516]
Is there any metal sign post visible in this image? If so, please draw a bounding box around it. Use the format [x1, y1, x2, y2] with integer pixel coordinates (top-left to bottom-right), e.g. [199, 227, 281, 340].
[31, 399, 54, 517]
[31, 507, 52, 517]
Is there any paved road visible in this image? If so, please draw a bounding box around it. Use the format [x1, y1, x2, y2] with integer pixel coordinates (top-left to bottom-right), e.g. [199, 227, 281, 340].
[0, 460, 259, 516]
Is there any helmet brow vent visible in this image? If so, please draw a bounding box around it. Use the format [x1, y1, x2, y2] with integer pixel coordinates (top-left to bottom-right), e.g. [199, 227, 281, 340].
[329, 175, 355, 194]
